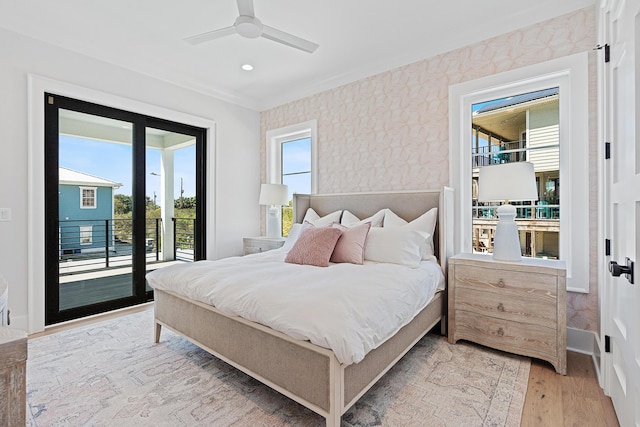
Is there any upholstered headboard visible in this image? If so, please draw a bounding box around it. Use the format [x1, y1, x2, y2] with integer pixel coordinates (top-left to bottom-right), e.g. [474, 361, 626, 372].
[293, 188, 454, 271]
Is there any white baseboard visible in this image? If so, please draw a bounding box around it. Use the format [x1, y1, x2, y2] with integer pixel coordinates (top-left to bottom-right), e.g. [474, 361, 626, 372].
[567, 327, 603, 385]
[567, 326, 598, 354]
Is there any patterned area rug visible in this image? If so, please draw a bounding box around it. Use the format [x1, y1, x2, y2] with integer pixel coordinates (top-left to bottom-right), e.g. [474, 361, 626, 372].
[27, 308, 530, 426]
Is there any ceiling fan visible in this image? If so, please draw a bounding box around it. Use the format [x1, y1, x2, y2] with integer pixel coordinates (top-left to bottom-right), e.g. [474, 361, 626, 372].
[185, 0, 319, 53]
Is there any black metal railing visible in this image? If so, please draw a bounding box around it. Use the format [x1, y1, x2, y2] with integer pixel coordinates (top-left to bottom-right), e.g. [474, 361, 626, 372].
[472, 142, 560, 168]
[172, 217, 196, 262]
[472, 203, 560, 220]
[472, 140, 527, 167]
[58, 217, 194, 275]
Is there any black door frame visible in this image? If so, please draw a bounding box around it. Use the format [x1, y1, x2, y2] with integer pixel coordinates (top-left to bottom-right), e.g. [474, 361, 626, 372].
[44, 93, 206, 325]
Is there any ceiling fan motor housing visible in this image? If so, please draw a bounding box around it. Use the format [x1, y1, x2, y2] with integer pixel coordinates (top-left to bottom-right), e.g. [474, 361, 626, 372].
[235, 15, 263, 38]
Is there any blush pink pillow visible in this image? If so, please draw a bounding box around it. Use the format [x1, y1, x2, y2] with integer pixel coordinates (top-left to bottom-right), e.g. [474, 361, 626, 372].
[330, 223, 371, 264]
[284, 226, 342, 267]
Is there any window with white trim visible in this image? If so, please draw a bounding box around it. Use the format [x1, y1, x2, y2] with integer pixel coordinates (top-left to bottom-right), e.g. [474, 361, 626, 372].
[471, 88, 560, 259]
[449, 53, 589, 292]
[266, 120, 317, 237]
[80, 186, 97, 209]
[79, 226, 93, 245]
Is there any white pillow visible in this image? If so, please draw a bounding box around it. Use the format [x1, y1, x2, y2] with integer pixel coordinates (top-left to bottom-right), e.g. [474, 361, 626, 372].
[384, 208, 438, 261]
[364, 227, 429, 267]
[302, 208, 342, 227]
[282, 223, 308, 252]
[340, 209, 385, 227]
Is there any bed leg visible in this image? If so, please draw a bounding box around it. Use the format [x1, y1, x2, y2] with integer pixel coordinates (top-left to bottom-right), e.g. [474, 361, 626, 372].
[154, 322, 162, 343]
[326, 413, 340, 427]
[440, 315, 447, 336]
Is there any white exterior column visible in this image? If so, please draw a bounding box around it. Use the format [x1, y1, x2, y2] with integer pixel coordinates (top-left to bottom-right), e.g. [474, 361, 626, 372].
[160, 150, 175, 260]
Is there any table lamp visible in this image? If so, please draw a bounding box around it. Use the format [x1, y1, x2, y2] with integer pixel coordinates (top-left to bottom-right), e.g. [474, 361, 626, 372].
[478, 162, 538, 261]
[259, 183, 289, 238]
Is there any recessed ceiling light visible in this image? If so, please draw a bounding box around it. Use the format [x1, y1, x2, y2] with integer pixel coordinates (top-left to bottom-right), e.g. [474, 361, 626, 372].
[241, 64, 254, 71]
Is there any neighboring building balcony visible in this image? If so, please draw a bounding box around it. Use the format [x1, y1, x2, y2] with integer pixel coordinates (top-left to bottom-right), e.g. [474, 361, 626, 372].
[472, 203, 559, 221]
[472, 141, 559, 171]
[472, 205, 560, 259]
[472, 140, 527, 168]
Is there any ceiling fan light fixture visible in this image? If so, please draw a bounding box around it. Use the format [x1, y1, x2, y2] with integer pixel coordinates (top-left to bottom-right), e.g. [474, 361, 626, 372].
[235, 15, 263, 38]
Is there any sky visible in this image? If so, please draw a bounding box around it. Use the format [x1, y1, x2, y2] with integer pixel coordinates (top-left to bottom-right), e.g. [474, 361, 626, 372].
[59, 134, 311, 204]
[281, 137, 311, 202]
[59, 135, 196, 200]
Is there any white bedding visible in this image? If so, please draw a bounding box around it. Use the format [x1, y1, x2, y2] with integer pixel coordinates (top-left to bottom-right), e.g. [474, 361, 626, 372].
[146, 249, 444, 365]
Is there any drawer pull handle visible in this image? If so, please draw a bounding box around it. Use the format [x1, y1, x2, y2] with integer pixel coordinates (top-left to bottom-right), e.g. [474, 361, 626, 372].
[497, 279, 505, 288]
[497, 327, 504, 337]
[497, 303, 504, 312]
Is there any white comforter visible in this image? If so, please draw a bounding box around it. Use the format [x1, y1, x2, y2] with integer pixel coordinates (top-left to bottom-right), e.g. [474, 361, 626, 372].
[146, 249, 444, 365]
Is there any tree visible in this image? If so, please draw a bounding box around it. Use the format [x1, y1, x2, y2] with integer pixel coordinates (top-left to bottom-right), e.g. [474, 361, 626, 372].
[114, 194, 132, 215]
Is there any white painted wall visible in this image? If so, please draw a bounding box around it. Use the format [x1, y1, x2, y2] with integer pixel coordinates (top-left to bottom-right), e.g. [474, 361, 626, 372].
[0, 28, 261, 332]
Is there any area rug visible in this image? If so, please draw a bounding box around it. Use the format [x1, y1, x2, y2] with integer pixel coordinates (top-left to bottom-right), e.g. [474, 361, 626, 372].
[26, 308, 530, 426]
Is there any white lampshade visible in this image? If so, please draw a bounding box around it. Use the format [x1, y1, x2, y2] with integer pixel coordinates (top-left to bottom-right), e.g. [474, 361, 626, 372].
[478, 162, 538, 262]
[259, 183, 289, 206]
[478, 162, 538, 202]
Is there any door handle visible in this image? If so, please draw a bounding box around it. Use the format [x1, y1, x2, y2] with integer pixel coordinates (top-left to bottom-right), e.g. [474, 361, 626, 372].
[609, 258, 634, 284]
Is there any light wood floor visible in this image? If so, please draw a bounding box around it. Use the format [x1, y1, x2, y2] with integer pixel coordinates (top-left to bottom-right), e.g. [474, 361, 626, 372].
[522, 352, 619, 426]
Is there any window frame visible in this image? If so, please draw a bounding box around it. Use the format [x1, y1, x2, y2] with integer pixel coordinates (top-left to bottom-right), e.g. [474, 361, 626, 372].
[79, 225, 93, 245]
[266, 120, 317, 191]
[79, 186, 97, 209]
[266, 120, 317, 236]
[449, 52, 589, 293]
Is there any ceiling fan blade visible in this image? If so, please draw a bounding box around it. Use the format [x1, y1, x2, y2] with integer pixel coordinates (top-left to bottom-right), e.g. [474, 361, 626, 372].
[262, 25, 319, 53]
[237, 0, 255, 17]
[184, 26, 237, 45]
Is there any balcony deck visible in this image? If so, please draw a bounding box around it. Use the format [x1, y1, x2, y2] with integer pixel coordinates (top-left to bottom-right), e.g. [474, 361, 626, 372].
[58, 256, 188, 311]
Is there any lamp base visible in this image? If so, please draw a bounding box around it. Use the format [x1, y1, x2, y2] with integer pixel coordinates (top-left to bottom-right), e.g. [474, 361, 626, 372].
[266, 206, 281, 238]
[492, 203, 522, 262]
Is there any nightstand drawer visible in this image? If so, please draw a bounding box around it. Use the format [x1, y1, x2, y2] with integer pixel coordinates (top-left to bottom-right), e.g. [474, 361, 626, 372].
[454, 264, 557, 296]
[454, 310, 557, 361]
[454, 286, 557, 329]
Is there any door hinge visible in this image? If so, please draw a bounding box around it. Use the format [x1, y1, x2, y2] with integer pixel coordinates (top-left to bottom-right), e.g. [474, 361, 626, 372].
[605, 335, 611, 353]
[595, 44, 610, 63]
[605, 239, 611, 256]
[605, 142, 611, 159]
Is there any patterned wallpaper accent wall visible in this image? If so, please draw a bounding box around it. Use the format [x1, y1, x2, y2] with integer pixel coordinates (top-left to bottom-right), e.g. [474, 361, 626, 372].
[261, 7, 598, 332]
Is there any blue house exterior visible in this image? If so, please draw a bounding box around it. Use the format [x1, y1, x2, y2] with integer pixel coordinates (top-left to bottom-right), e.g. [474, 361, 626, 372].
[58, 167, 122, 255]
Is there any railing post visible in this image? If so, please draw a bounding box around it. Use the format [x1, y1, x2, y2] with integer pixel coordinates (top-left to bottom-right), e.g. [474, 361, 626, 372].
[105, 219, 110, 268]
[155, 218, 160, 261]
[173, 218, 177, 261]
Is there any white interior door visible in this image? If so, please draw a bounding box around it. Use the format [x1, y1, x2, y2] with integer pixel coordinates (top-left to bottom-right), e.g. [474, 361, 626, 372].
[601, 0, 640, 425]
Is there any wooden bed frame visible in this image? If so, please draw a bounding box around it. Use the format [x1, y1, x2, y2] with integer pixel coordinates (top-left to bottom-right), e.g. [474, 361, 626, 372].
[154, 188, 454, 426]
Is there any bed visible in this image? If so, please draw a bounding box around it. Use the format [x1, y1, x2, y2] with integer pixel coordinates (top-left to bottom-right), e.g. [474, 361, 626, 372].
[150, 188, 454, 426]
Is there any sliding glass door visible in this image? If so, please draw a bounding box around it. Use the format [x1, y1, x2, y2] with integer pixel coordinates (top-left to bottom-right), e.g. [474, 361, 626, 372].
[45, 94, 206, 325]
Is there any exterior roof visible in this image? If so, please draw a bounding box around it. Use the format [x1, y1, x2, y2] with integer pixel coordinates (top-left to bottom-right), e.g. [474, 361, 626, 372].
[59, 167, 122, 188]
[474, 87, 559, 115]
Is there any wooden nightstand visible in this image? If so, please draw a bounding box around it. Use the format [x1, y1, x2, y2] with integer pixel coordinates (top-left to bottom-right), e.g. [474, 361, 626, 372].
[448, 253, 566, 375]
[243, 237, 285, 255]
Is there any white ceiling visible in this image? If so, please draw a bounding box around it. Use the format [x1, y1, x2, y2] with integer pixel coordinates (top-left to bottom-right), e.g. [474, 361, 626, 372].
[0, 0, 595, 111]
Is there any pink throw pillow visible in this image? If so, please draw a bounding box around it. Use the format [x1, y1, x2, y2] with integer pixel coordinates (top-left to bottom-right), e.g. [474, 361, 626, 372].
[284, 226, 342, 267]
[330, 223, 372, 264]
